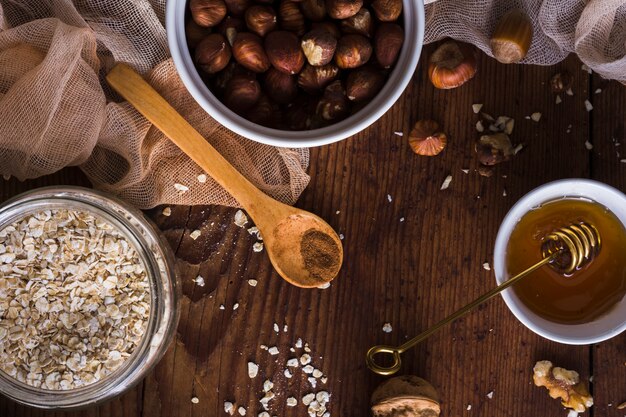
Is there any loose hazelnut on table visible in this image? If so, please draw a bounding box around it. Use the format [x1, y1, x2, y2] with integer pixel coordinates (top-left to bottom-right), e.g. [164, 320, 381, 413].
[335, 34, 373, 69]
[264, 68, 298, 104]
[265, 31, 306, 74]
[408, 120, 447, 156]
[326, 0, 363, 19]
[490, 9, 533, 64]
[346, 66, 385, 102]
[279, 0, 306, 35]
[224, 74, 262, 112]
[550, 71, 572, 94]
[317, 80, 350, 121]
[300, 0, 327, 21]
[232, 33, 271, 73]
[428, 40, 477, 89]
[301, 29, 337, 66]
[190, 0, 228, 27]
[371, 375, 441, 417]
[244, 5, 277, 37]
[340, 8, 373, 37]
[195, 34, 232, 74]
[371, 0, 402, 22]
[475, 133, 514, 166]
[298, 63, 340, 93]
[375, 23, 404, 68]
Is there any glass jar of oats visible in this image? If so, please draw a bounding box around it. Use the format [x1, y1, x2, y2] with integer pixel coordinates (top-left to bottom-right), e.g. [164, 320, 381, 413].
[0, 187, 179, 409]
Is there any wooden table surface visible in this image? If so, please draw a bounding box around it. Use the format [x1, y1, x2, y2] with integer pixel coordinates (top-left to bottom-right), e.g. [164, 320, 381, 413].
[1, 44, 625, 417]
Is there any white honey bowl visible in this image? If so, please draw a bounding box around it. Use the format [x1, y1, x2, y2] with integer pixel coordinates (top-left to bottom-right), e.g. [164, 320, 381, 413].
[166, 0, 425, 148]
[494, 179, 626, 345]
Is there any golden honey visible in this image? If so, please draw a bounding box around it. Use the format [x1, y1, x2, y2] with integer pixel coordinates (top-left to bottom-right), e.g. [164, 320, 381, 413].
[506, 198, 626, 324]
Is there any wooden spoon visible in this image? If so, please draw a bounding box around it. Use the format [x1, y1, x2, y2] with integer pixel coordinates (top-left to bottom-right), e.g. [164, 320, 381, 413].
[106, 64, 342, 288]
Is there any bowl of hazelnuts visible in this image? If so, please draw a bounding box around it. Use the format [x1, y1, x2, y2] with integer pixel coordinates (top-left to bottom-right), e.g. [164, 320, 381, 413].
[166, 0, 424, 147]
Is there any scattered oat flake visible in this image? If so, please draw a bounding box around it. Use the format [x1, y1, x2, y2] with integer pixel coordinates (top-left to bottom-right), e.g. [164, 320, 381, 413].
[268, 346, 279, 355]
[248, 279, 258, 287]
[514, 143, 524, 155]
[530, 112, 542, 122]
[339, 233, 344, 240]
[260, 345, 268, 350]
[400, 217, 405, 222]
[486, 391, 494, 399]
[174, 183, 189, 193]
[247, 226, 262, 240]
[584, 100, 593, 112]
[483, 262, 491, 271]
[461, 168, 469, 174]
[595, 88, 602, 94]
[274, 323, 280, 333]
[303, 393, 316, 406]
[555, 95, 562, 104]
[193, 276, 205, 287]
[300, 354, 312, 365]
[472, 103, 483, 114]
[263, 380, 273, 392]
[387, 194, 392, 202]
[248, 362, 259, 378]
[295, 338, 303, 348]
[287, 358, 299, 367]
[503, 189, 507, 197]
[476, 120, 485, 132]
[303, 365, 314, 374]
[197, 174, 207, 183]
[467, 404, 472, 411]
[440, 175, 452, 190]
[234, 210, 248, 227]
[190, 229, 201, 240]
[238, 406, 247, 416]
[219, 304, 225, 310]
[393, 131, 403, 137]
[321, 376, 328, 384]
[382, 323, 393, 333]
[233, 303, 239, 310]
[286, 397, 297, 407]
[567, 410, 578, 417]
[585, 140, 593, 150]
[313, 369, 323, 378]
[224, 401, 235, 415]
[162, 207, 171, 216]
[566, 87, 574, 96]
[318, 282, 331, 289]
[191, 396, 199, 404]
[308, 376, 317, 388]
[258, 412, 270, 417]
[284, 369, 293, 378]
[253, 242, 264, 252]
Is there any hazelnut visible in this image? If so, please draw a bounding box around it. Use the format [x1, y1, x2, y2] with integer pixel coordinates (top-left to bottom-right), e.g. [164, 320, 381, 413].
[285, 97, 316, 130]
[224, 0, 250, 16]
[185, 20, 212, 49]
[301, 29, 337, 66]
[311, 21, 341, 39]
[300, 0, 327, 21]
[213, 62, 243, 94]
[428, 40, 477, 89]
[245, 5, 277, 37]
[265, 31, 305, 74]
[335, 34, 372, 69]
[190, 0, 227, 27]
[340, 8, 373, 37]
[477, 165, 494, 177]
[217, 17, 245, 46]
[374, 23, 404, 68]
[346, 66, 385, 102]
[224, 74, 262, 113]
[371, 0, 402, 22]
[298, 63, 340, 93]
[475, 133, 514, 165]
[233, 33, 271, 73]
[246, 95, 279, 126]
[264, 68, 298, 104]
[371, 376, 441, 417]
[408, 120, 447, 156]
[491, 9, 533, 64]
[317, 80, 349, 121]
[279, 0, 306, 36]
[550, 71, 572, 94]
[325, 0, 363, 19]
[195, 33, 232, 74]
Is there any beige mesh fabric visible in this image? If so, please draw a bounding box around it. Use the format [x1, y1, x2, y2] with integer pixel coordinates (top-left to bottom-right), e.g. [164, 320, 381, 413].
[0, 0, 309, 209]
[425, 0, 626, 83]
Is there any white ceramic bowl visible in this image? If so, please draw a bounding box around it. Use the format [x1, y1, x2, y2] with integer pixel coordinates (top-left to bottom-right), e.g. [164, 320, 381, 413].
[166, 0, 425, 148]
[493, 179, 626, 345]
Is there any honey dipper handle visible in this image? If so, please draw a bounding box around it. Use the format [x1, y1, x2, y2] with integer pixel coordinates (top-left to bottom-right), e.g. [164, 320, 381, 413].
[106, 63, 267, 212]
[366, 255, 555, 376]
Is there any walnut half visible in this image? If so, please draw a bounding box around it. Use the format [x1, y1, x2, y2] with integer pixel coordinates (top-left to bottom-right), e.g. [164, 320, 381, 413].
[533, 360, 594, 413]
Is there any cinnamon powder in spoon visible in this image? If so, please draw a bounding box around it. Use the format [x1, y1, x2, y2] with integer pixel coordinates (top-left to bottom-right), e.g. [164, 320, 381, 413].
[300, 229, 340, 282]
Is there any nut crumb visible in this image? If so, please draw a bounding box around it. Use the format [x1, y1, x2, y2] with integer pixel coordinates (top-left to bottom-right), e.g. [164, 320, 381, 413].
[190, 229, 201, 240]
[194, 275, 206, 286]
[555, 95, 562, 104]
[191, 397, 199, 404]
[466, 404, 472, 410]
[566, 87, 574, 96]
[594, 88, 602, 94]
[197, 174, 207, 183]
[248, 279, 258, 287]
[567, 411, 578, 417]
[483, 262, 491, 271]
[234, 210, 248, 227]
[284, 369, 293, 378]
[268, 346, 279, 355]
[174, 183, 189, 193]
[393, 131, 403, 137]
[486, 391, 494, 399]
[295, 338, 303, 348]
[247, 226, 263, 240]
[382, 323, 393, 333]
[476, 120, 485, 132]
[513, 143, 524, 155]
[219, 304, 225, 310]
[530, 112, 542, 122]
[286, 397, 297, 407]
[387, 194, 392, 203]
[162, 207, 172, 216]
[441, 175, 452, 190]
[273, 323, 279, 333]
[303, 364, 314, 374]
[617, 401, 626, 409]
[263, 380, 274, 392]
[233, 303, 239, 310]
[399, 217, 405, 222]
[253, 242, 264, 252]
[224, 401, 235, 415]
[584, 100, 593, 112]
[238, 406, 247, 416]
[461, 168, 469, 174]
[248, 362, 259, 378]
[287, 358, 299, 367]
[318, 282, 331, 289]
[585, 141, 593, 150]
[472, 104, 483, 114]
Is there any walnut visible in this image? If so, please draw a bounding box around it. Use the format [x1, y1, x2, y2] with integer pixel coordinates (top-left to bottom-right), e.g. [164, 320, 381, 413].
[371, 376, 441, 417]
[533, 360, 594, 413]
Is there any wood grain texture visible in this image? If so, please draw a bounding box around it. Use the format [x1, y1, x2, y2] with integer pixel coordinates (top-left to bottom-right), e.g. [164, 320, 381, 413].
[1, 46, 624, 417]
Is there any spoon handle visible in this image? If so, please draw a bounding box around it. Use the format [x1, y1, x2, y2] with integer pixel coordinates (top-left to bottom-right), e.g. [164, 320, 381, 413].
[106, 63, 265, 211]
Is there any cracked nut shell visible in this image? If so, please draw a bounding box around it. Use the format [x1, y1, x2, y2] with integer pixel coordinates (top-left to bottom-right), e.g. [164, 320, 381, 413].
[190, 0, 228, 27]
[224, 74, 262, 113]
[301, 29, 337, 66]
[264, 68, 298, 104]
[195, 33, 232, 74]
[326, 0, 363, 19]
[346, 66, 385, 102]
[550, 71, 572, 94]
[374, 23, 404, 68]
[298, 63, 340, 93]
[371, 375, 441, 417]
[371, 0, 402, 22]
[245, 5, 277, 37]
[265, 31, 306, 74]
[408, 120, 447, 156]
[475, 133, 514, 165]
[232, 32, 271, 73]
[335, 34, 372, 69]
[428, 40, 477, 89]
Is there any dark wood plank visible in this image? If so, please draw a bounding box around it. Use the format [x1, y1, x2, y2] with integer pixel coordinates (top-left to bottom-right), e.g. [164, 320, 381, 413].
[589, 74, 626, 416]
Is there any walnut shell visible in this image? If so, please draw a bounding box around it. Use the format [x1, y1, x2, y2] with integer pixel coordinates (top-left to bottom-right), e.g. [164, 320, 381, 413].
[371, 376, 441, 417]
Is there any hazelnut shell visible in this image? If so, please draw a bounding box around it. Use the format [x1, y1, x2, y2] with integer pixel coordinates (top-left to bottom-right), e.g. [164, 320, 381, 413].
[195, 34, 232, 74]
[232, 33, 271, 73]
[475, 133, 514, 165]
[190, 0, 228, 27]
[371, 376, 441, 417]
[335, 34, 373, 69]
[428, 40, 477, 89]
[265, 31, 306, 74]
[408, 120, 447, 156]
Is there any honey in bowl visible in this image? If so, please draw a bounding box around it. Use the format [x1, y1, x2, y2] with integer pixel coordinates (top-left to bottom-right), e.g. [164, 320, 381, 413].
[506, 198, 626, 324]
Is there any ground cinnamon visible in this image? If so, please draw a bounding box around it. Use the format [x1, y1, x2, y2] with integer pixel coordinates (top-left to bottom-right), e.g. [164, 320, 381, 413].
[300, 229, 340, 282]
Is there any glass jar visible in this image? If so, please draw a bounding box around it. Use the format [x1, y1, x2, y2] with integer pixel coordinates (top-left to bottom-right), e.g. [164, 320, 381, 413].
[0, 186, 180, 409]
